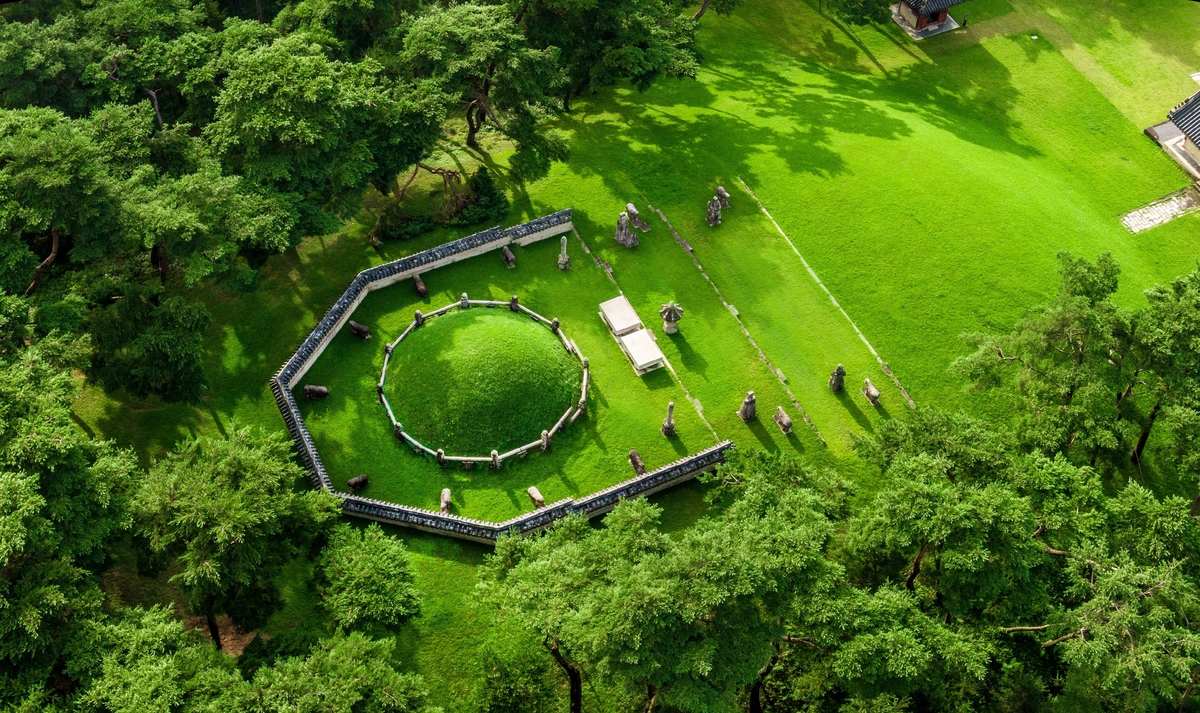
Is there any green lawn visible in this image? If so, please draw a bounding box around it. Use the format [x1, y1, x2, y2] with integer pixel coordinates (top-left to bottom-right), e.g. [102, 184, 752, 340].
[79, 0, 1200, 707]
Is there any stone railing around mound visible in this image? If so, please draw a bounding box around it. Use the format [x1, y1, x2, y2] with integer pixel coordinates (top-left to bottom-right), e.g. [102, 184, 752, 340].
[268, 209, 737, 542]
[378, 296, 589, 469]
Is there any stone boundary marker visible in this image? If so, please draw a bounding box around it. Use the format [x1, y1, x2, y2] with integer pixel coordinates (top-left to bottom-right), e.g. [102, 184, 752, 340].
[268, 209, 737, 542]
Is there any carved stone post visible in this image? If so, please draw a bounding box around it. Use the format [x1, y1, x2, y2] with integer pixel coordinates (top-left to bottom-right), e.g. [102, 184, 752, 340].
[510, 295, 520, 312]
[491, 450, 501, 469]
[551, 317, 560, 334]
[558, 235, 571, 270]
[394, 423, 404, 440]
[661, 401, 676, 437]
[435, 448, 446, 466]
[460, 292, 469, 309]
[414, 309, 424, 326]
[737, 390, 757, 421]
[541, 430, 551, 451]
[376, 384, 383, 404]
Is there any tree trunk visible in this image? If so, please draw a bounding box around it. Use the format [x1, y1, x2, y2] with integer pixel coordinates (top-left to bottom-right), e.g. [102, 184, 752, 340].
[563, 90, 571, 112]
[1191, 494, 1199, 518]
[693, 0, 711, 19]
[547, 638, 582, 713]
[156, 242, 170, 285]
[143, 88, 163, 129]
[905, 541, 928, 591]
[206, 608, 223, 650]
[749, 644, 780, 713]
[24, 227, 59, 296]
[1131, 398, 1163, 464]
[466, 103, 480, 148]
[255, 0, 263, 21]
[645, 682, 657, 712]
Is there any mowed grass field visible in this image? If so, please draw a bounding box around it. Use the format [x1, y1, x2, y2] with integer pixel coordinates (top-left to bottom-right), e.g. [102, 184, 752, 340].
[76, 0, 1200, 706]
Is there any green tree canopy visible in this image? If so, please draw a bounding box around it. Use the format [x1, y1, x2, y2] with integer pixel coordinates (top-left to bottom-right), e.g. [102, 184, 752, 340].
[317, 523, 421, 633]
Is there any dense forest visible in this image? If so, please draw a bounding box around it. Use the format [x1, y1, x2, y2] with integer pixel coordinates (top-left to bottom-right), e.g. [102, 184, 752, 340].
[2, 0, 1199, 710]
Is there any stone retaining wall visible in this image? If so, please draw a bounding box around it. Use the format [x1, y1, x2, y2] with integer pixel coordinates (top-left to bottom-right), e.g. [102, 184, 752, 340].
[268, 209, 737, 542]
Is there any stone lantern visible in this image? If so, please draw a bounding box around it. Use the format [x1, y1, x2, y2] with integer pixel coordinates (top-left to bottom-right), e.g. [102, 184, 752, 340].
[659, 301, 684, 334]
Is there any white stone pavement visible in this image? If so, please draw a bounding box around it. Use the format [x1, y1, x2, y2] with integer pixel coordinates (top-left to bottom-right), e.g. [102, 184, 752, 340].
[1120, 185, 1200, 233]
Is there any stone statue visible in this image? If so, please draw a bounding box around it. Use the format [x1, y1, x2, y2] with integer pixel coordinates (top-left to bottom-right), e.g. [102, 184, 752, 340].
[627, 203, 650, 232]
[706, 196, 722, 226]
[716, 185, 731, 209]
[347, 474, 369, 492]
[558, 235, 571, 270]
[774, 406, 793, 435]
[737, 390, 757, 421]
[614, 211, 638, 248]
[660, 302, 684, 334]
[460, 292, 470, 309]
[629, 449, 646, 475]
[510, 295, 520, 312]
[440, 488, 451, 513]
[661, 401, 676, 437]
[435, 448, 446, 465]
[541, 429, 551, 452]
[862, 378, 881, 406]
[828, 364, 846, 393]
[527, 486, 545, 508]
[414, 309, 424, 326]
[304, 385, 329, 399]
[502, 245, 516, 269]
[413, 273, 428, 297]
[349, 320, 371, 339]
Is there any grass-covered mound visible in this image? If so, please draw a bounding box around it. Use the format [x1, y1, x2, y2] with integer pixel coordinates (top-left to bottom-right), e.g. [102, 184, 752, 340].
[386, 309, 581, 455]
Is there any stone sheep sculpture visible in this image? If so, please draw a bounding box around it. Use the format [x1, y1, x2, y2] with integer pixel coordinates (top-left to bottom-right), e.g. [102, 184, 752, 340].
[440, 488, 452, 513]
[527, 486, 545, 508]
[413, 273, 428, 297]
[614, 211, 638, 248]
[629, 449, 646, 475]
[774, 406, 793, 435]
[862, 378, 881, 406]
[627, 203, 650, 232]
[304, 385, 329, 399]
[829, 364, 846, 393]
[347, 474, 369, 492]
[737, 390, 757, 421]
[348, 320, 371, 339]
[716, 185, 731, 209]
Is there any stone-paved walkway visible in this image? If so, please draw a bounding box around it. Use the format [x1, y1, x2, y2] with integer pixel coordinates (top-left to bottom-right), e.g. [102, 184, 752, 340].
[1120, 185, 1200, 233]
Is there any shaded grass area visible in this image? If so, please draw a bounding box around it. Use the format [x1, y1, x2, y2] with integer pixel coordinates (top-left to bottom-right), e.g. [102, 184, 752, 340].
[75, 0, 1200, 706]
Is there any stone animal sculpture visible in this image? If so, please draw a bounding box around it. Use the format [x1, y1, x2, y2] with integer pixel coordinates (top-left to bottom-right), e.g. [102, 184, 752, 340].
[304, 385, 330, 399]
[527, 486, 545, 508]
[440, 488, 452, 513]
[627, 203, 650, 232]
[862, 378, 881, 406]
[737, 390, 757, 421]
[413, 273, 428, 297]
[502, 245, 516, 269]
[629, 449, 646, 475]
[347, 474, 369, 492]
[774, 406, 793, 434]
[348, 320, 371, 339]
[829, 364, 846, 393]
[716, 186, 731, 209]
[614, 211, 638, 248]
[706, 196, 722, 226]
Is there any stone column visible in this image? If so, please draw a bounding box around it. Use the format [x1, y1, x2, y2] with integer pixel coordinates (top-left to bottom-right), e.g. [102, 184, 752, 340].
[558, 235, 571, 270]
[661, 401, 676, 437]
